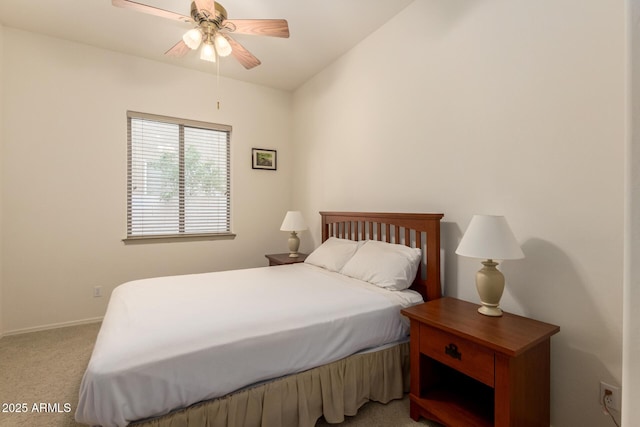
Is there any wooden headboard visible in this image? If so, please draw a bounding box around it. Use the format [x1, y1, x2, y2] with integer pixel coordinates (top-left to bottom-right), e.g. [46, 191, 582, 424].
[320, 211, 444, 302]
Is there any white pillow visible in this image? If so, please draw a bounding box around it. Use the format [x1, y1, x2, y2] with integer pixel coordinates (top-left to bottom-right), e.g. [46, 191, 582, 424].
[304, 237, 361, 272]
[340, 240, 422, 291]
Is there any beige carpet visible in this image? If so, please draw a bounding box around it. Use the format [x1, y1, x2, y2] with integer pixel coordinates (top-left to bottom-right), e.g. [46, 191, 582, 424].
[0, 323, 100, 427]
[0, 323, 439, 427]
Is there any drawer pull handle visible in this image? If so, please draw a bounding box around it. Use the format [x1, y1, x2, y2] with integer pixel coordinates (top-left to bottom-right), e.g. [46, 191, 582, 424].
[445, 343, 462, 360]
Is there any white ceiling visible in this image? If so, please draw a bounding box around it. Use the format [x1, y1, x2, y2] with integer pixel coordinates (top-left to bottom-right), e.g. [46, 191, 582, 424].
[0, 0, 413, 91]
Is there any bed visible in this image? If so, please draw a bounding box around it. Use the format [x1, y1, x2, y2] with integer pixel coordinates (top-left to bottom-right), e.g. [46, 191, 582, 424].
[76, 211, 443, 427]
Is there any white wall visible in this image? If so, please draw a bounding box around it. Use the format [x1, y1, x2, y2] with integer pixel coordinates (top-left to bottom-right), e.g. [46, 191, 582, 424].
[624, 0, 640, 424]
[292, 1, 625, 426]
[0, 28, 293, 334]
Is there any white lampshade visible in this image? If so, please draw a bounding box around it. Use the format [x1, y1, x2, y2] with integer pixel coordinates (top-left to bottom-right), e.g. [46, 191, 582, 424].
[214, 33, 233, 57]
[182, 28, 203, 50]
[455, 215, 524, 260]
[200, 41, 216, 62]
[280, 211, 308, 232]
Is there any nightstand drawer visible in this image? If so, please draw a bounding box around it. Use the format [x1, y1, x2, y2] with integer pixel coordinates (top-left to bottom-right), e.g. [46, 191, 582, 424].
[420, 325, 495, 387]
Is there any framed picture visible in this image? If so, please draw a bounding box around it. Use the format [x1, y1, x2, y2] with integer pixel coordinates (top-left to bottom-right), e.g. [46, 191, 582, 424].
[252, 148, 277, 170]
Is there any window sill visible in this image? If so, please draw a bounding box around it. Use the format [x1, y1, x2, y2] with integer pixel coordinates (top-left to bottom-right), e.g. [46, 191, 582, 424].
[123, 233, 236, 244]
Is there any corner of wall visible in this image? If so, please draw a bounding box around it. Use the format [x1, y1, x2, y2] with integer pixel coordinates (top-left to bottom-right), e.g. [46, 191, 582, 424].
[623, 0, 639, 423]
[0, 23, 5, 338]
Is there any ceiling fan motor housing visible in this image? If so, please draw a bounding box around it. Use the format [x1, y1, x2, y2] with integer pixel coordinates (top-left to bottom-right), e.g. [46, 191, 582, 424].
[191, 1, 227, 28]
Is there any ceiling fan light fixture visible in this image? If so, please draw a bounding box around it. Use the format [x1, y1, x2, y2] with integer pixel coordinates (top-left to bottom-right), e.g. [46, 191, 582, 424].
[213, 33, 232, 57]
[200, 41, 216, 62]
[182, 28, 203, 49]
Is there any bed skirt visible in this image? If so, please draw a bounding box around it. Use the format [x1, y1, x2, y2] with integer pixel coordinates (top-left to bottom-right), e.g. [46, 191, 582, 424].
[131, 341, 410, 427]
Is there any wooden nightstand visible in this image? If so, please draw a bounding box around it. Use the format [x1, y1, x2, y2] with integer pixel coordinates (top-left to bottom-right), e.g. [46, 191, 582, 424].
[401, 297, 559, 427]
[265, 253, 308, 266]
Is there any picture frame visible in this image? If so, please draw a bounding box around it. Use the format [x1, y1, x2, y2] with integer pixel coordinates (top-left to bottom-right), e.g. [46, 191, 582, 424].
[252, 148, 277, 170]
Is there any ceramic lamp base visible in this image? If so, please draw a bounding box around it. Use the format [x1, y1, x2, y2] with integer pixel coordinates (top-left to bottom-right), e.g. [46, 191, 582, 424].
[478, 304, 503, 317]
[288, 231, 300, 257]
[476, 259, 505, 317]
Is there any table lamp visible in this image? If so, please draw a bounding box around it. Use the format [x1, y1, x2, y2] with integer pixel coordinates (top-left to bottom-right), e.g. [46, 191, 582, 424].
[455, 215, 525, 316]
[280, 211, 308, 257]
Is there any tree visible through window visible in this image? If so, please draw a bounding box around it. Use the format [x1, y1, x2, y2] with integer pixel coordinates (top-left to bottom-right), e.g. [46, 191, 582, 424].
[126, 111, 231, 238]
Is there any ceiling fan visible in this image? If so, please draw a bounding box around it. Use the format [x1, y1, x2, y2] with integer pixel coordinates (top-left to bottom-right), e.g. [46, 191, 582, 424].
[112, 0, 290, 69]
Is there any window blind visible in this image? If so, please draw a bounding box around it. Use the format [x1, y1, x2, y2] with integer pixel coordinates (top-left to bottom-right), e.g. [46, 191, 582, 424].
[127, 111, 231, 238]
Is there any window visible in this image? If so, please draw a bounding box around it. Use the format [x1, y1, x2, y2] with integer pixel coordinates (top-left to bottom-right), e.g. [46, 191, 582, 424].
[126, 111, 232, 240]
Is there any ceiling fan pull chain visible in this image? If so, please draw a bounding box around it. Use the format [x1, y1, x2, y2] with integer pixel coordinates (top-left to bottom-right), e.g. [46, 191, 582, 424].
[216, 54, 221, 110]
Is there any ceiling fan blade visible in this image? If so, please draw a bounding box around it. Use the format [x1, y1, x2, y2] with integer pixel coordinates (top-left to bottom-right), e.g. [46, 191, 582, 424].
[222, 34, 261, 69]
[165, 40, 191, 58]
[112, 0, 192, 23]
[223, 19, 290, 38]
[194, 0, 216, 15]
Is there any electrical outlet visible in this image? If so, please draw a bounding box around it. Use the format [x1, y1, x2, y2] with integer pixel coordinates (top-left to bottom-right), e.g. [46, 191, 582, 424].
[93, 286, 102, 298]
[600, 381, 621, 412]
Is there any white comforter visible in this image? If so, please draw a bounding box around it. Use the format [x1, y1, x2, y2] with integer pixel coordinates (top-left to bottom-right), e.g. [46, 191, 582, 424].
[75, 263, 422, 427]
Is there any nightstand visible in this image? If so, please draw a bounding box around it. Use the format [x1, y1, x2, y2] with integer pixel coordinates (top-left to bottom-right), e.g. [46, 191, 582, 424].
[265, 253, 308, 266]
[401, 297, 560, 427]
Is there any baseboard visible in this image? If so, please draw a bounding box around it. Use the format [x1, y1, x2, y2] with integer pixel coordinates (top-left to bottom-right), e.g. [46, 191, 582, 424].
[1, 316, 103, 338]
